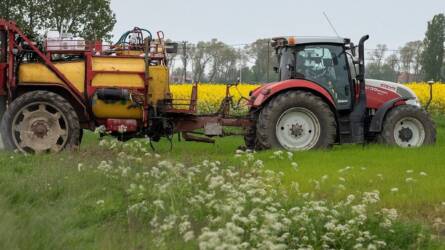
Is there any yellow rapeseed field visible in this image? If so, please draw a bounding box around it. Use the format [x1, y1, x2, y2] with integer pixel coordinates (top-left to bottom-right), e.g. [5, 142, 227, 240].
[170, 84, 258, 113]
[171, 83, 445, 114]
[405, 82, 445, 113]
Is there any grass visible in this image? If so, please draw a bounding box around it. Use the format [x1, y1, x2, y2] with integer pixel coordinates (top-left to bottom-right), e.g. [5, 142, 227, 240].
[0, 116, 445, 249]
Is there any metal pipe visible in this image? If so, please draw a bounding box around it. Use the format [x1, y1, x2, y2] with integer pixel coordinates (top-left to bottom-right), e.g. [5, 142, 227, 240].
[357, 35, 369, 85]
[349, 35, 369, 143]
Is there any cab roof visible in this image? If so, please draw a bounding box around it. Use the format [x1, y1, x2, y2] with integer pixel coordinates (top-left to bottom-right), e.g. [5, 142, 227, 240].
[271, 36, 350, 48]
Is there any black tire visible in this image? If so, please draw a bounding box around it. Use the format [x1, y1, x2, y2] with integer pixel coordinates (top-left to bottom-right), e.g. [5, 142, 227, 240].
[79, 129, 84, 145]
[256, 90, 336, 151]
[0, 91, 81, 153]
[378, 105, 436, 147]
[244, 123, 261, 150]
[0, 96, 6, 122]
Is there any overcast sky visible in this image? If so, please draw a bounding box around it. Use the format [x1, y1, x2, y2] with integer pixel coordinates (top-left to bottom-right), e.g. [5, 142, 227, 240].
[111, 0, 444, 50]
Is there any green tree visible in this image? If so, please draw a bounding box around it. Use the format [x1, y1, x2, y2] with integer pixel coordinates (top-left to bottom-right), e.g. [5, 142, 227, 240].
[0, 0, 49, 38]
[0, 0, 115, 41]
[206, 39, 239, 83]
[247, 39, 277, 83]
[386, 53, 400, 82]
[190, 42, 212, 82]
[47, 0, 116, 41]
[421, 13, 445, 81]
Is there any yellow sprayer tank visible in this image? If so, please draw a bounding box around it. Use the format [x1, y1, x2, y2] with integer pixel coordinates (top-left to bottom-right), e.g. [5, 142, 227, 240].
[18, 57, 170, 119]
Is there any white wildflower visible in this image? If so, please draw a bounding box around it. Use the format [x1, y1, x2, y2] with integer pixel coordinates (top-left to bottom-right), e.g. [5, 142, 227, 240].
[433, 218, 444, 228]
[346, 194, 355, 204]
[183, 231, 195, 242]
[287, 151, 294, 160]
[209, 176, 225, 189]
[353, 243, 363, 249]
[153, 199, 164, 210]
[362, 191, 380, 204]
[253, 160, 264, 168]
[291, 162, 299, 171]
[367, 243, 377, 250]
[419, 171, 428, 176]
[321, 175, 329, 182]
[381, 208, 398, 221]
[390, 187, 399, 193]
[96, 200, 104, 206]
[94, 125, 106, 134]
[406, 169, 414, 174]
[77, 163, 83, 172]
[338, 166, 352, 173]
[405, 177, 416, 183]
[235, 149, 244, 155]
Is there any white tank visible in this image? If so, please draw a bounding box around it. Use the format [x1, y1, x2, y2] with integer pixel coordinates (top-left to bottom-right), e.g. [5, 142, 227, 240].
[46, 31, 85, 51]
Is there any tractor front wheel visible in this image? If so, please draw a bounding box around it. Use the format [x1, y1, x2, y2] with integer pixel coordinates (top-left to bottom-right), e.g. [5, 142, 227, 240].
[255, 90, 336, 151]
[378, 105, 436, 148]
[0, 91, 81, 153]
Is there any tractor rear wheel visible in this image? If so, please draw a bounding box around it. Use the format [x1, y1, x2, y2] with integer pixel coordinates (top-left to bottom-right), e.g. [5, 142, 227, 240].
[255, 90, 336, 151]
[0, 91, 81, 153]
[378, 105, 436, 147]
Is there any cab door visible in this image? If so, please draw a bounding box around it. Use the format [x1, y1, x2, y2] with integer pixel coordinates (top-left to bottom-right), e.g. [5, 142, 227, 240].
[294, 44, 353, 110]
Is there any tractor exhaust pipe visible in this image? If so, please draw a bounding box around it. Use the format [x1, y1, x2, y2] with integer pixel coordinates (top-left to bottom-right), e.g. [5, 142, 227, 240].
[349, 35, 369, 143]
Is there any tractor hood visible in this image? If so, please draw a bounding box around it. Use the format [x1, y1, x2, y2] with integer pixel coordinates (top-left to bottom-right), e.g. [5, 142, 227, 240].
[248, 79, 420, 109]
[365, 79, 420, 107]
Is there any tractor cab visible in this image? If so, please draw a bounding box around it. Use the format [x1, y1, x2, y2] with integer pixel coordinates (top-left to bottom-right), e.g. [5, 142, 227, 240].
[272, 36, 356, 111]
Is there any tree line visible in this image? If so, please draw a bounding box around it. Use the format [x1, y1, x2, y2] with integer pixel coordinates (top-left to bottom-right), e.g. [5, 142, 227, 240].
[168, 39, 277, 83]
[0, 0, 115, 41]
[171, 13, 445, 84]
[0, 2, 443, 84]
[367, 13, 444, 83]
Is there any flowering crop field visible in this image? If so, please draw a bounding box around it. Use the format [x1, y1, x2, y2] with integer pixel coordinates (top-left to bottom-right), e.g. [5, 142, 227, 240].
[171, 82, 445, 114]
[405, 82, 445, 113]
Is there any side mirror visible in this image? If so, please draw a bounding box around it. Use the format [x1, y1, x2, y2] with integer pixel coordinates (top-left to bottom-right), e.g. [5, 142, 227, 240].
[349, 42, 356, 57]
[273, 66, 279, 73]
[286, 64, 294, 71]
[165, 42, 178, 54]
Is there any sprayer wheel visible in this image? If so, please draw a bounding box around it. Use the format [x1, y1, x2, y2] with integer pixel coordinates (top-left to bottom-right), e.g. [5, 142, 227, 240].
[0, 91, 80, 153]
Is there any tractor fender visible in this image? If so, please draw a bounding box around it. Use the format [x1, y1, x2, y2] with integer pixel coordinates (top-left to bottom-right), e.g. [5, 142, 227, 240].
[369, 97, 413, 132]
[250, 79, 335, 108]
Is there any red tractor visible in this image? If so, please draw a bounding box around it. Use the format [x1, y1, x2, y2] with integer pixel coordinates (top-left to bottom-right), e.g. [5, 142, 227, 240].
[245, 36, 435, 150]
[0, 20, 436, 153]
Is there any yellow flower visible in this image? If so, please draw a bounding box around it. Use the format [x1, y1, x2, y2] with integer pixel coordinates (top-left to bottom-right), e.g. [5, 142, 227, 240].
[170, 82, 445, 113]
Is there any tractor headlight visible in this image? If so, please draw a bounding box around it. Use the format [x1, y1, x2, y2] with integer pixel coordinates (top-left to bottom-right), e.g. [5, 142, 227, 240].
[405, 98, 421, 107]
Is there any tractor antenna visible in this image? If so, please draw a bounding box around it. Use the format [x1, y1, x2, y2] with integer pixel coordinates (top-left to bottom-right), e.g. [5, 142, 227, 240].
[323, 12, 340, 38]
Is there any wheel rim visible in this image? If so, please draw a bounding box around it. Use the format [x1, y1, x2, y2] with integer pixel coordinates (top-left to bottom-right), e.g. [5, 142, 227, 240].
[11, 102, 69, 153]
[275, 107, 321, 151]
[393, 117, 425, 148]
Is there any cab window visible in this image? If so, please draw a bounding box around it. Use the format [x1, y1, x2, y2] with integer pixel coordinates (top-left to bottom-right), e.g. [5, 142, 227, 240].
[295, 44, 352, 109]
